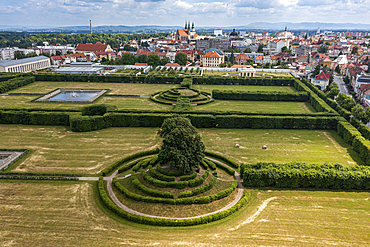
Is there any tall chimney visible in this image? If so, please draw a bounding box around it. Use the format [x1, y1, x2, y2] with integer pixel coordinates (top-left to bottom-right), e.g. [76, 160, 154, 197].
[90, 20, 92, 34]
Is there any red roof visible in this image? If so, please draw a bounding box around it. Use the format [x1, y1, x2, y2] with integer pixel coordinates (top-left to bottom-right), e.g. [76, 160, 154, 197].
[134, 63, 148, 66]
[76, 43, 108, 52]
[177, 29, 189, 36]
[315, 72, 330, 81]
[164, 63, 180, 67]
[235, 53, 249, 60]
[203, 51, 221, 58]
[231, 65, 254, 68]
[255, 56, 263, 60]
[52, 56, 63, 61]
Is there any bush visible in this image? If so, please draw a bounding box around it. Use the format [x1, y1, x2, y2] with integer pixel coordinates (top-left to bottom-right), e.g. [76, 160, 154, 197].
[0, 110, 70, 126]
[203, 159, 217, 170]
[179, 176, 217, 198]
[0, 76, 35, 94]
[181, 78, 193, 89]
[179, 172, 197, 181]
[156, 165, 184, 177]
[130, 172, 175, 198]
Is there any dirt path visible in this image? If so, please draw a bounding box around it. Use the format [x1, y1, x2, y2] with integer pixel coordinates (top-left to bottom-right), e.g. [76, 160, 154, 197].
[104, 156, 245, 219]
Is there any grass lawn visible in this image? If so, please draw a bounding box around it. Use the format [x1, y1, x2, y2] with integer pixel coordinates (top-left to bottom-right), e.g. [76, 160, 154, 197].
[0, 126, 361, 175]
[196, 100, 316, 113]
[192, 84, 297, 94]
[200, 128, 362, 166]
[0, 95, 173, 111]
[1, 180, 370, 246]
[8, 81, 179, 95]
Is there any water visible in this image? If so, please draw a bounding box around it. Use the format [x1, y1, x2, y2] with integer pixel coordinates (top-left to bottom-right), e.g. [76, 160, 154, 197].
[49, 91, 99, 101]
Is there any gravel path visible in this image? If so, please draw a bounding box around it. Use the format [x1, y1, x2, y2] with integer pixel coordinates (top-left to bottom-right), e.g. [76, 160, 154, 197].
[104, 155, 244, 220]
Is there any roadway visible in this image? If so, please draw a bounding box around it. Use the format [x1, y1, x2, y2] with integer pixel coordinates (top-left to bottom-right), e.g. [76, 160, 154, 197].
[334, 74, 350, 96]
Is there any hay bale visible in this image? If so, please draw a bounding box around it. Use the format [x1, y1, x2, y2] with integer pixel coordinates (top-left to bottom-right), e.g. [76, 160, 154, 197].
[262, 145, 267, 150]
[235, 144, 239, 148]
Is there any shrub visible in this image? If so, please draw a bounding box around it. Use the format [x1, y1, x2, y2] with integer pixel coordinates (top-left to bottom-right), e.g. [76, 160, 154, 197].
[179, 172, 197, 181]
[148, 165, 175, 182]
[188, 170, 209, 187]
[130, 172, 175, 198]
[81, 104, 107, 116]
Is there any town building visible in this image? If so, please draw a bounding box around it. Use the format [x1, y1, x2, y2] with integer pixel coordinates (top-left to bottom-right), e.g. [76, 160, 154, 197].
[175, 22, 198, 42]
[0, 56, 50, 72]
[76, 42, 113, 53]
[235, 53, 250, 65]
[0, 48, 15, 60]
[239, 66, 256, 77]
[314, 71, 330, 89]
[200, 48, 225, 67]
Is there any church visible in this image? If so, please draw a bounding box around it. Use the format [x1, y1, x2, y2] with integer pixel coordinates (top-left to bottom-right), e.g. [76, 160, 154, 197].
[175, 22, 198, 42]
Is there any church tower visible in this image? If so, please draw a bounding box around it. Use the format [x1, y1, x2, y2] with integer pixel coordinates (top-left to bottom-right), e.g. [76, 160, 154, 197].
[191, 22, 195, 32]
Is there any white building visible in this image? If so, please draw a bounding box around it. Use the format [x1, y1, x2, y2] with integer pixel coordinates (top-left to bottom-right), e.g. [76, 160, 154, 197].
[0, 48, 15, 60]
[214, 29, 223, 36]
[0, 56, 50, 72]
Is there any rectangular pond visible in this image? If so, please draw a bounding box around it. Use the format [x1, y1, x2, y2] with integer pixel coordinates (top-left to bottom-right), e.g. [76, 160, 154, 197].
[35, 89, 107, 103]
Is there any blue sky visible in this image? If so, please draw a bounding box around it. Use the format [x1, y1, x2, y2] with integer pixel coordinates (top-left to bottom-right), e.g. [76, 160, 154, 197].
[0, 0, 369, 27]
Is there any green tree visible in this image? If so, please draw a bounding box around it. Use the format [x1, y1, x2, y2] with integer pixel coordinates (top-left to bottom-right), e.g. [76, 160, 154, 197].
[227, 62, 233, 67]
[352, 104, 370, 123]
[243, 47, 252, 53]
[311, 64, 321, 78]
[326, 82, 340, 99]
[147, 54, 161, 67]
[137, 54, 148, 63]
[335, 65, 340, 74]
[160, 56, 170, 66]
[343, 75, 350, 84]
[219, 63, 226, 68]
[14, 51, 25, 59]
[318, 45, 328, 54]
[157, 117, 205, 174]
[175, 52, 187, 66]
[115, 53, 137, 65]
[352, 46, 359, 55]
[281, 46, 291, 53]
[257, 43, 264, 53]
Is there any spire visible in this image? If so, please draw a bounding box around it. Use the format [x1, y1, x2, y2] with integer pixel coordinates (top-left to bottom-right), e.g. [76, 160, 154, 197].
[187, 21, 190, 32]
[185, 22, 187, 30]
[192, 22, 195, 31]
[285, 26, 287, 32]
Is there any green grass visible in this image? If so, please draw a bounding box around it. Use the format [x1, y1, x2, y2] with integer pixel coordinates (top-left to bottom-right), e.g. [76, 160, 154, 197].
[192, 84, 297, 94]
[8, 81, 180, 95]
[196, 100, 316, 113]
[0, 95, 173, 111]
[1, 180, 370, 246]
[0, 125, 361, 175]
[200, 128, 363, 166]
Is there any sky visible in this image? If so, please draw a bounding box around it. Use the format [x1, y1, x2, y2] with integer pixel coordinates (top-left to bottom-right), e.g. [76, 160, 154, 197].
[1, 0, 370, 27]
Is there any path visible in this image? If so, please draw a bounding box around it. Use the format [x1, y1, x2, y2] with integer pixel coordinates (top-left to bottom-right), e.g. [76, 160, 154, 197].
[103, 155, 245, 220]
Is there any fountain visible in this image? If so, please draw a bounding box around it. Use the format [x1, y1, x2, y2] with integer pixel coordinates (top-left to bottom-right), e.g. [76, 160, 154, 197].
[69, 91, 80, 98]
[35, 89, 108, 103]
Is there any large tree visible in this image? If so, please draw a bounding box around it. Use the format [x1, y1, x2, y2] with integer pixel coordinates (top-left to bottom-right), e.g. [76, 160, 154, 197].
[157, 117, 205, 174]
[175, 52, 187, 66]
[147, 54, 161, 67]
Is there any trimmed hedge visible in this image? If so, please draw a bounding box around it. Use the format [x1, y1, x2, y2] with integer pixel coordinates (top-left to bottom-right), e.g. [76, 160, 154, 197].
[132, 158, 151, 172]
[179, 172, 197, 181]
[188, 170, 209, 187]
[351, 118, 370, 141]
[205, 151, 239, 169]
[81, 104, 107, 116]
[156, 165, 184, 177]
[241, 162, 370, 190]
[148, 165, 176, 182]
[141, 169, 188, 189]
[179, 176, 217, 198]
[212, 90, 309, 102]
[130, 172, 175, 198]
[101, 149, 159, 176]
[100, 178, 250, 226]
[0, 110, 70, 126]
[0, 76, 35, 94]
[70, 112, 340, 132]
[203, 159, 217, 170]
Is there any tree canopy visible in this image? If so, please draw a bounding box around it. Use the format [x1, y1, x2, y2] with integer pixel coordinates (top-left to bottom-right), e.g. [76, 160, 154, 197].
[147, 54, 161, 67]
[157, 117, 205, 174]
[175, 52, 187, 66]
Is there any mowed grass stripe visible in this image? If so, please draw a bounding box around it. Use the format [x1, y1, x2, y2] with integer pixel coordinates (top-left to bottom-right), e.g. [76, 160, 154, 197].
[0, 125, 361, 175]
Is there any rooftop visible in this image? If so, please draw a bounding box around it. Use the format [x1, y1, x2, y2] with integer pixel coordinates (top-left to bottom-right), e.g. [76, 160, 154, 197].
[0, 56, 50, 67]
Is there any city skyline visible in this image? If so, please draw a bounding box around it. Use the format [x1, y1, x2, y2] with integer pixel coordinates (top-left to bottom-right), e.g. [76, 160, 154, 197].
[1, 0, 370, 28]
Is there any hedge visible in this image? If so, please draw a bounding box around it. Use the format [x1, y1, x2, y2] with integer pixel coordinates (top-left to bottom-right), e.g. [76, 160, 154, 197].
[141, 169, 188, 189]
[101, 149, 159, 176]
[132, 158, 152, 172]
[212, 90, 309, 102]
[179, 172, 197, 181]
[351, 118, 370, 141]
[188, 170, 209, 187]
[241, 162, 370, 190]
[203, 159, 217, 170]
[205, 151, 239, 169]
[130, 172, 175, 198]
[156, 165, 185, 177]
[148, 165, 176, 182]
[0, 76, 35, 94]
[337, 119, 362, 144]
[179, 176, 217, 198]
[70, 112, 340, 132]
[81, 104, 107, 116]
[100, 178, 250, 226]
[0, 110, 70, 126]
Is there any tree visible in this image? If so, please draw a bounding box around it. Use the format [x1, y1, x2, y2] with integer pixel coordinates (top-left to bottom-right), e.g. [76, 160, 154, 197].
[352, 104, 370, 123]
[147, 54, 161, 67]
[257, 43, 264, 53]
[243, 47, 252, 53]
[311, 64, 321, 78]
[227, 62, 233, 67]
[219, 63, 226, 68]
[326, 82, 340, 99]
[137, 54, 148, 63]
[160, 56, 170, 66]
[175, 52, 187, 66]
[318, 45, 328, 54]
[352, 46, 359, 55]
[281, 46, 291, 53]
[230, 46, 235, 64]
[115, 53, 137, 65]
[157, 117, 205, 174]
[335, 65, 340, 74]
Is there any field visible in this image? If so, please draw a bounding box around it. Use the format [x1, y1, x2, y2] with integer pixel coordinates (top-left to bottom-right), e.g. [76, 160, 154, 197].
[1, 125, 360, 175]
[1, 180, 370, 246]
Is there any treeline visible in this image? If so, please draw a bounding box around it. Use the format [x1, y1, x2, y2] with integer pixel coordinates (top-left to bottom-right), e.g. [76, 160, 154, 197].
[0, 32, 170, 49]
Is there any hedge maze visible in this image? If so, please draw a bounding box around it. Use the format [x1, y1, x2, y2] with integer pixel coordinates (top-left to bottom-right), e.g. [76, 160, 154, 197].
[2, 72, 370, 226]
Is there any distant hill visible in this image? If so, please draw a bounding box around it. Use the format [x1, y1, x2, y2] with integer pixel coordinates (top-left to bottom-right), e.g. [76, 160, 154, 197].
[1, 22, 370, 33]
